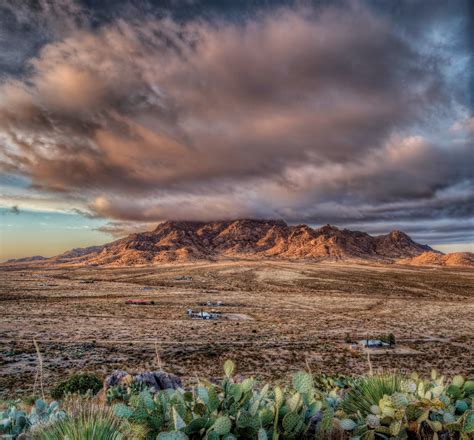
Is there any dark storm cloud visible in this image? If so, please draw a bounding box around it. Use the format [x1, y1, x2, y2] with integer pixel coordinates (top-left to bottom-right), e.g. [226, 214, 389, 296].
[0, 0, 88, 75]
[0, 0, 472, 245]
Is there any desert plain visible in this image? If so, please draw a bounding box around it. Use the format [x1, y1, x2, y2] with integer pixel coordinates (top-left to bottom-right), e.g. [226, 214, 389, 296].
[1, 260, 473, 397]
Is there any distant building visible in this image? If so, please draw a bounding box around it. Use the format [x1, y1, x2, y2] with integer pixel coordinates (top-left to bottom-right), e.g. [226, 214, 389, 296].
[186, 308, 220, 320]
[360, 339, 390, 348]
[175, 276, 193, 281]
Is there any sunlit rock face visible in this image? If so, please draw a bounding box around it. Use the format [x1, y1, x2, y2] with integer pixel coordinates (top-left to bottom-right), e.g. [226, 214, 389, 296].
[3, 219, 437, 267]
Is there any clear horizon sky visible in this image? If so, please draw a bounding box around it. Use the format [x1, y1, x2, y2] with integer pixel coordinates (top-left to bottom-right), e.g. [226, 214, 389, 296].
[0, 0, 473, 260]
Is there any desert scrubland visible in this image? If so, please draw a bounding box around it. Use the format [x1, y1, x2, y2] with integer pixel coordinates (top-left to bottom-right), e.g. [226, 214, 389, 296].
[1, 260, 473, 397]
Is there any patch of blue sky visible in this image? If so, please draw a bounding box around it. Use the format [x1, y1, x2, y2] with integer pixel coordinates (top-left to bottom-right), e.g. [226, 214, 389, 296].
[0, 207, 110, 260]
[0, 172, 31, 189]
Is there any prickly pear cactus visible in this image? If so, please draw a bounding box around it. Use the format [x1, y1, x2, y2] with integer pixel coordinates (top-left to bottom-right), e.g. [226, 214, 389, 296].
[366, 414, 381, 428]
[211, 416, 232, 435]
[464, 380, 474, 395]
[370, 405, 381, 415]
[455, 399, 469, 413]
[463, 410, 474, 434]
[156, 431, 188, 440]
[452, 375, 465, 388]
[443, 412, 456, 424]
[224, 360, 235, 378]
[401, 380, 417, 394]
[391, 392, 409, 408]
[292, 372, 312, 394]
[282, 411, 301, 433]
[339, 418, 357, 431]
[66, 361, 474, 440]
[319, 406, 334, 434]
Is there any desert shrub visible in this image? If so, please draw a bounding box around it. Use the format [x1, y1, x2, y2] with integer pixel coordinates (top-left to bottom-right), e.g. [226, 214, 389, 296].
[21, 395, 40, 407]
[51, 372, 102, 400]
[379, 332, 396, 346]
[34, 399, 126, 440]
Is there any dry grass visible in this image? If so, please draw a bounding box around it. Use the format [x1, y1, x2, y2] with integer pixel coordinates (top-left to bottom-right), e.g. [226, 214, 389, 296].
[0, 260, 473, 396]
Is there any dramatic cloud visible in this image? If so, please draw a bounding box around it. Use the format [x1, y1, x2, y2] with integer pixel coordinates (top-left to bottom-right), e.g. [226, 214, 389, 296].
[95, 221, 161, 238]
[0, 0, 471, 245]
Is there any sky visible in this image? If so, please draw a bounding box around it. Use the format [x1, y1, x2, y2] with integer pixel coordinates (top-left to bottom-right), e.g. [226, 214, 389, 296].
[0, 0, 473, 260]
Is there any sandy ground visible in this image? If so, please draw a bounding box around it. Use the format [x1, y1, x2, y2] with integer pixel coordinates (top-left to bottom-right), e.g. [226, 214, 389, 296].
[0, 260, 473, 396]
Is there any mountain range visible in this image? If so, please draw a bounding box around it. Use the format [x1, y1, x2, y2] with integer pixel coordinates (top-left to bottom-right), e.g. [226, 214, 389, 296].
[6, 218, 463, 267]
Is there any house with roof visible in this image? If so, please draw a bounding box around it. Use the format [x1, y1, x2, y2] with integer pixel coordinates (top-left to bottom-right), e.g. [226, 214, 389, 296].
[360, 339, 390, 348]
[186, 308, 220, 320]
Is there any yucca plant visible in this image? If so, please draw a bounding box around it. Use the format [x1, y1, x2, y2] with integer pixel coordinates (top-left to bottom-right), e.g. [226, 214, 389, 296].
[338, 371, 474, 439]
[341, 373, 402, 416]
[34, 398, 127, 440]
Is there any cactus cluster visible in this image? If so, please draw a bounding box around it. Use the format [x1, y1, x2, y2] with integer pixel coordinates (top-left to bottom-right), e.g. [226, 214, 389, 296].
[110, 361, 336, 439]
[0, 399, 66, 438]
[338, 370, 474, 439]
[109, 364, 474, 440]
[2, 365, 473, 439]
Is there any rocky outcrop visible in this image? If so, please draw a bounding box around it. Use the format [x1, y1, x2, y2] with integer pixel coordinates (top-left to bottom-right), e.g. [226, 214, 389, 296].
[397, 251, 474, 267]
[103, 370, 182, 393]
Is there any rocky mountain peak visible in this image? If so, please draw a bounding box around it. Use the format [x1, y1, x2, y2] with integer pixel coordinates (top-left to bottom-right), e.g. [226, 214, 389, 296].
[3, 219, 439, 267]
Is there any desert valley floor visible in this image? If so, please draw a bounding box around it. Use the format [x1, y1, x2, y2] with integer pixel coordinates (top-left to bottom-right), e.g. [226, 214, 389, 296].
[1, 260, 473, 396]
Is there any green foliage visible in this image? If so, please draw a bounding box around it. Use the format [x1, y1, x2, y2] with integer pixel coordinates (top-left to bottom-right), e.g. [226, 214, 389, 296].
[107, 364, 474, 439]
[0, 399, 66, 439]
[106, 377, 146, 404]
[211, 416, 231, 435]
[223, 360, 235, 378]
[338, 372, 474, 439]
[108, 361, 327, 439]
[2, 363, 473, 439]
[341, 373, 402, 416]
[51, 372, 102, 400]
[0, 403, 28, 438]
[21, 395, 40, 407]
[34, 401, 125, 440]
[292, 372, 312, 394]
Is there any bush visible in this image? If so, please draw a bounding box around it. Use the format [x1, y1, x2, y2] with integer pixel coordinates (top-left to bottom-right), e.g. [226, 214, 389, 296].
[379, 332, 396, 346]
[34, 399, 126, 440]
[22, 395, 40, 407]
[51, 373, 102, 400]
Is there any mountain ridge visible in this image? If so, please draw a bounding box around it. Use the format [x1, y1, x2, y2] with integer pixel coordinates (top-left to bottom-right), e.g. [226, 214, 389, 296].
[398, 251, 474, 267]
[3, 218, 440, 267]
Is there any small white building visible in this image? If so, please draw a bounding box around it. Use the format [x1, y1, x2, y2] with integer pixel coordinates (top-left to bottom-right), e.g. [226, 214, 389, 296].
[360, 339, 390, 348]
[187, 309, 220, 320]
